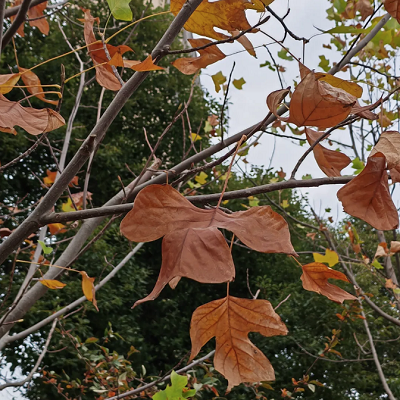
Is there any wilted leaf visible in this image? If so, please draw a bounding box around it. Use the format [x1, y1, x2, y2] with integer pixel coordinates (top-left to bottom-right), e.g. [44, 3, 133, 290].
[230, 30, 256, 56]
[128, 55, 164, 72]
[80, 271, 98, 311]
[170, 0, 253, 41]
[0, 94, 65, 135]
[0, 73, 21, 94]
[356, 0, 373, 20]
[47, 223, 67, 235]
[39, 279, 66, 289]
[313, 248, 339, 267]
[385, 278, 397, 289]
[10, 0, 49, 36]
[315, 73, 362, 98]
[106, 0, 132, 21]
[305, 128, 351, 177]
[120, 185, 296, 305]
[337, 153, 399, 230]
[301, 262, 357, 303]
[19, 67, 59, 105]
[80, 9, 133, 90]
[370, 131, 400, 183]
[374, 243, 388, 258]
[390, 241, 400, 254]
[383, 0, 400, 23]
[190, 295, 288, 390]
[212, 71, 226, 92]
[172, 39, 225, 75]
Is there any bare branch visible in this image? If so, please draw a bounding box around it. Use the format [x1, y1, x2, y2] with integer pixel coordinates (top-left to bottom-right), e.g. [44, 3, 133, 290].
[2, 0, 32, 49]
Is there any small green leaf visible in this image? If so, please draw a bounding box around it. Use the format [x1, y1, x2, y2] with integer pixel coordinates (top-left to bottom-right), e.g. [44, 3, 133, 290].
[38, 240, 53, 255]
[106, 0, 132, 21]
[351, 157, 365, 174]
[277, 48, 293, 61]
[302, 174, 312, 180]
[318, 55, 330, 72]
[372, 259, 384, 269]
[233, 77, 246, 89]
[394, 288, 400, 294]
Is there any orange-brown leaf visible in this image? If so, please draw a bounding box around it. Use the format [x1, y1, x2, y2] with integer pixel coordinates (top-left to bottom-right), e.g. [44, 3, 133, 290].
[121, 185, 295, 304]
[81, 9, 133, 91]
[172, 38, 226, 75]
[384, 0, 400, 23]
[190, 295, 288, 390]
[337, 153, 399, 230]
[27, 1, 49, 35]
[170, 0, 253, 41]
[370, 131, 400, 183]
[133, 227, 235, 307]
[230, 30, 256, 57]
[0, 94, 65, 135]
[287, 71, 357, 129]
[266, 87, 291, 120]
[301, 262, 357, 303]
[80, 271, 98, 311]
[128, 55, 164, 72]
[305, 128, 351, 177]
[19, 67, 58, 105]
[356, 0, 374, 20]
[47, 223, 67, 235]
[40, 279, 66, 289]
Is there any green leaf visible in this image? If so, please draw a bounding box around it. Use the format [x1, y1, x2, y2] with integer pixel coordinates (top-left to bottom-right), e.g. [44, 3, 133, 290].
[106, 0, 133, 21]
[233, 77, 246, 89]
[153, 371, 196, 400]
[38, 240, 53, 255]
[372, 259, 384, 270]
[324, 26, 369, 35]
[278, 48, 293, 61]
[318, 55, 330, 72]
[302, 174, 312, 180]
[351, 157, 365, 174]
[394, 288, 400, 294]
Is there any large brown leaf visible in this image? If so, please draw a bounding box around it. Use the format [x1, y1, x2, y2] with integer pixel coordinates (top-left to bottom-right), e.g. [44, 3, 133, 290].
[10, 0, 49, 36]
[305, 128, 351, 177]
[288, 70, 357, 129]
[370, 131, 400, 183]
[190, 295, 288, 391]
[384, 0, 400, 23]
[337, 153, 399, 230]
[172, 38, 226, 75]
[301, 262, 357, 304]
[170, 0, 253, 41]
[121, 185, 295, 304]
[0, 94, 65, 135]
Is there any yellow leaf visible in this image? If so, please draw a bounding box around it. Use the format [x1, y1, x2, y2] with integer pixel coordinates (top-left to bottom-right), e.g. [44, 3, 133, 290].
[80, 271, 98, 311]
[281, 199, 290, 209]
[190, 132, 202, 142]
[62, 198, 75, 212]
[0, 73, 21, 94]
[313, 249, 339, 267]
[43, 169, 57, 186]
[195, 172, 208, 185]
[47, 223, 67, 235]
[39, 279, 66, 289]
[212, 71, 226, 93]
[316, 73, 362, 98]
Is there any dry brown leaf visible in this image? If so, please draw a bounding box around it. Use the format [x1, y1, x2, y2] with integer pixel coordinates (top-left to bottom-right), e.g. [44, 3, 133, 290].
[390, 241, 400, 254]
[356, 0, 374, 20]
[301, 262, 357, 303]
[370, 131, 400, 183]
[39, 279, 66, 289]
[0, 74, 21, 94]
[190, 295, 288, 391]
[305, 128, 351, 177]
[385, 278, 397, 289]
[172, 38, 226, 75]
[374, 243, 388, 258]
[287, 70, 357, 129]
[121, 185, 295, 304]
[0, 94, 65, 135]
[170, 0, 253, 41]
[230, 30, 256, 57]
[9, 0, 49, 36]
[18, 67, 59, 105]
[266, 87, 290, 119]
[337, 153, 399, 230]
[351, 99, 379, 120]
[80, 271, 98, 311]
[0, 227, 12, 238]
[384, 0, 400, 23]
[315, 73, 362, 98]
[81, 9, 133, 91]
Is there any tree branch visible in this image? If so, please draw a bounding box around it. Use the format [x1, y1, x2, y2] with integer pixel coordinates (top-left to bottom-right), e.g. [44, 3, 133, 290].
[0, 318, 57, 390]
[2, 0, 32, 49]
[4, 0, 46, 18]
[0, 0, 6, 59]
